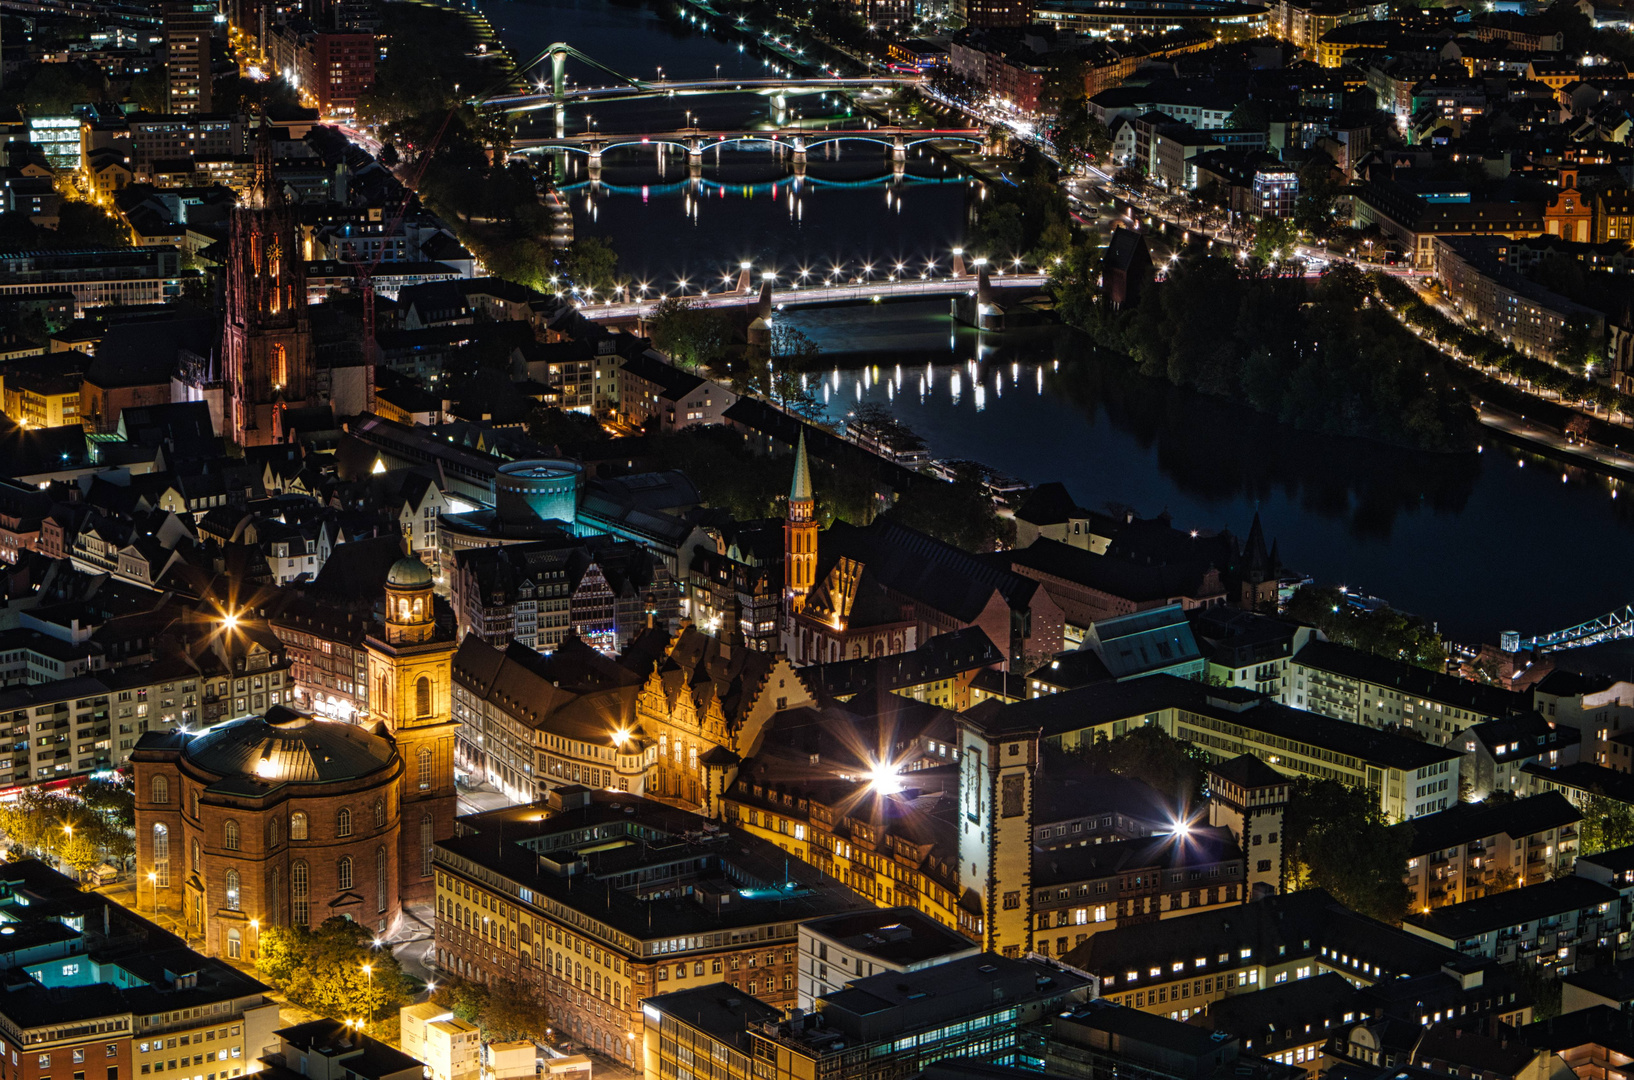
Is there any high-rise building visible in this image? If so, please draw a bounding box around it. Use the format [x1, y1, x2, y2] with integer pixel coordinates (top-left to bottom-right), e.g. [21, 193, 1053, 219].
[224, 132, 311, 446]
[164, 1, 216, 113]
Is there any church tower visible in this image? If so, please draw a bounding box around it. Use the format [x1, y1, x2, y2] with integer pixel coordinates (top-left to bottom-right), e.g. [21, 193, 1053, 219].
[783, 431, 818, 617]
[225, 124, 312, 447]
[366, 555, 457, 902]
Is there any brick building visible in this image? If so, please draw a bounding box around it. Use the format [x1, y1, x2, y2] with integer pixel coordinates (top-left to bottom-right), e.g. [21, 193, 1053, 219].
[131, 555, 458, 958]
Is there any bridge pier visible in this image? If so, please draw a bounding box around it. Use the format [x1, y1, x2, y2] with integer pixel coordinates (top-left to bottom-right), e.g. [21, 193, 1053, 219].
[587, 142, 603, 179]
[554, 103, 566, 138]
[892, 135, 906, 163]
[792, 137, 806, 177]
[688, 137, 703, 179]
[952, 248, 966, 277]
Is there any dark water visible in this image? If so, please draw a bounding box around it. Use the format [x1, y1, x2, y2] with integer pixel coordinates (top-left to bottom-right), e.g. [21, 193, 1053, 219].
[483, 0, 1634, 646]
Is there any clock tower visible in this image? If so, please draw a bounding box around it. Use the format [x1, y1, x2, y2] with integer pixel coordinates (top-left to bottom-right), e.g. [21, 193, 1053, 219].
[366, 554, 458, 902]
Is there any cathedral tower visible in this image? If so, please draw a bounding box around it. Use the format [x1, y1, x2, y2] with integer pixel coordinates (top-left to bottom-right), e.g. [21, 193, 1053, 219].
[366, 555, 458, 902]
[225, 126, 312, 446]
[783, 431, 818, 617]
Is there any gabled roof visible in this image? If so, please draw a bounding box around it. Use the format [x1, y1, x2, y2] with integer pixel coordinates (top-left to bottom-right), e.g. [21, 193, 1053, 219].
[1392, 792, 1580, 856]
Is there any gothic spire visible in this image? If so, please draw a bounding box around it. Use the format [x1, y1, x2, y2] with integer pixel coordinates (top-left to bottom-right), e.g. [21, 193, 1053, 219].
[789, 430, 812, 506]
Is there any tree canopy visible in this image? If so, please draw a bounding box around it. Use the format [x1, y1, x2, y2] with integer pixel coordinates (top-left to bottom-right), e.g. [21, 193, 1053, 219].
[1284, 585, 1448, 671]
[879, 462, 1012, 553]
[256, 919, 411, 1027]
[433, 979, 554, 1044]
[1073, 725, 1210, 806]
[1282, 777, 1411, 924]
[647, 297, 732, 371]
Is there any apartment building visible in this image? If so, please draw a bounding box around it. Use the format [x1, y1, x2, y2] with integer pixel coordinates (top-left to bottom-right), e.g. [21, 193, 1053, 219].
[1284, 639, 1527, 744]
[1397, 792, 1582, 911]
[1402, 875, 1626, 971]
[1069, 888, 1531, 1028]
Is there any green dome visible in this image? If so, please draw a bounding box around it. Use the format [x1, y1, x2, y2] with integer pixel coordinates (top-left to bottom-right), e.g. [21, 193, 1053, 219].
[386, 556, 433, 589]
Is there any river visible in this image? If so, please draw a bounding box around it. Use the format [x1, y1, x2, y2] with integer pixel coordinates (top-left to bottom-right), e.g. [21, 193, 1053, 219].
[479, 0, 1634, 646]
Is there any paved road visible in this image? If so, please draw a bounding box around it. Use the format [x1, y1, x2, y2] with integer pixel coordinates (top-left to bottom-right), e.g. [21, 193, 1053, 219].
[1478, 402, 1634, 477]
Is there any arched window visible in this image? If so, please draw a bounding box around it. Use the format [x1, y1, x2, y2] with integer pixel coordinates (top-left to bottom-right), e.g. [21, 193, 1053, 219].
[415, 676, 431, 718]
[270, 817, 281, 848]
[376, 848, 387, 914]
[292, 861, 309, 927]
[337, 807, 352, 837]
[337, 856, 353, 891]
[272, 343, 287, 388]
[225, 869, 241, 911]
[151, 776, 169, 804]
[224, 820, 240, 851]
[190, 839, 201, 873]
[412, 598, 424, 620]
[226, 928, 242, 959]
[398, 599, 410, 622]
[418, 748, 432, 791]
[191, 792, 199, 818]
[290, 812, 308, 841]
[421, 814, 434, 877]
[153, 824, 170, 888]
[271, 867, 281, 925]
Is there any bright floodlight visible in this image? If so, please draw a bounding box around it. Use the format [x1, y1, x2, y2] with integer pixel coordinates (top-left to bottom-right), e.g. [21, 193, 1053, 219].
[763, 271, 777, 280]
[740, 261, 752, 269]
[222, 611, 239, 631]
[1168, 818, 1193, 838]
[868, 762, 903, 796]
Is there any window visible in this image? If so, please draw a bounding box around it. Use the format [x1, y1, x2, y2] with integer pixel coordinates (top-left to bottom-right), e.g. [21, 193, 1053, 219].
[292, 861, 309, 927]
[191, 839, 201, 873]
[337, 808, 352, 838]
[152, 776, 170, 804]
[377, 848, 387, 914]
[338, 857, 353, 891]
[226, 929, 241, 959]
[418, 748, 432, 791]
[421, 814, 433, 877]
[225, 870, 240, 911]
[416, 676, 431, 717]
[224, 820, 239, 851]
[290, 812, 307, 841]
[153, 824, 170, 887]
[270, 818, 281, 848]
[374, 798, 385, 828]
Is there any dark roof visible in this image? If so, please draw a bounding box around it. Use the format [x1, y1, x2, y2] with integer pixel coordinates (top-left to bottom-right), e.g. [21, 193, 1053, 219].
[1208, 753, 1287, 791]
[808, 627, 1002, 698]
[797, 906, 978, 967]
[273, 1021, 424, 1080]
[641, 984, 783, 1053]
[1293, 640, 1527, 716]
[1009, 539, 1218, 603]
[1558, 966, 1634, 1010]
[181, 708, 396, 787]
[1014, 482, 1084, 526]
[817, 518, 1039, 624]
[1200, 973, 1360, 1051]
[1519, 1004, 1634, 1056]
[1391, 792, 1580, 856]
[1403, 877, 1622, 940]
[1033, 826, 1242, 886]
[1578, 842, 1634, 875]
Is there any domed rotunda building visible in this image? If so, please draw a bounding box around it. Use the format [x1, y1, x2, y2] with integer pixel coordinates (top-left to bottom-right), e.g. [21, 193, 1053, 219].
[133, 554, 458, 960]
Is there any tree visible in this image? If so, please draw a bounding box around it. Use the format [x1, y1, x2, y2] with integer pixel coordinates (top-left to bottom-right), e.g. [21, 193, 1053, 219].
[564, 236, 619, 294]
[880, 462, 1011, 552]
[527, 406, 603, 448]
[256, 919, 411, 1027]
[1074, 726, 1209, 806]
[434, 978, 554, 1043]
[59, 832, 101, 878]
[647, 296, 731, 371]
[1282, 778, 1411, 924]
[56, 201, 130, 248]
[1284, 585, 1447, 670]
[1251, 217, 1297, 262]
[1579, 789, 1634, 856]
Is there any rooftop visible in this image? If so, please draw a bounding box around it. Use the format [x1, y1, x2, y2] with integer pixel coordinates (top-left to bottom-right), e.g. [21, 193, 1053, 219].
[1403, 876, 1622, 941]
[798, 906, 979, 969]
